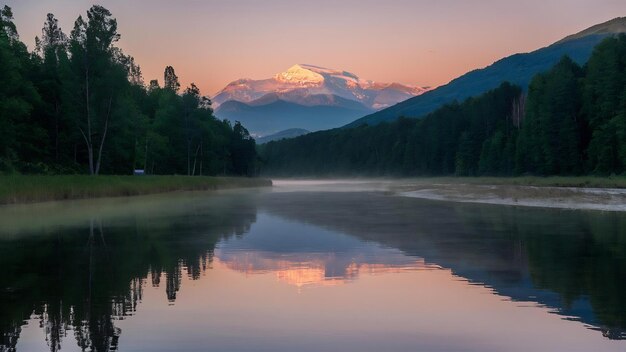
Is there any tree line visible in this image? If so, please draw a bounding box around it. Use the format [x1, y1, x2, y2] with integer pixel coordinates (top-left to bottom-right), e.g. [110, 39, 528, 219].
[0, 5, 257, 176]
[260, 35, 626, 176]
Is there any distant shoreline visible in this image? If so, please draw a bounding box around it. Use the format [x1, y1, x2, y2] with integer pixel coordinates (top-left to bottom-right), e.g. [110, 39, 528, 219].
[0, 175, 272, 205]
[271, 177, 626, 212]
[399, 185, 626, 212]
[271, 176, 626, 189]
[388, 178, 626, 212]
[398, 176, 626, 189]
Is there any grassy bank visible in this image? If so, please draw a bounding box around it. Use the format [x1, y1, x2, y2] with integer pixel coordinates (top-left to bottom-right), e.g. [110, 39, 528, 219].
[0, 175, 272, 205]
[402, 176, 626, 189]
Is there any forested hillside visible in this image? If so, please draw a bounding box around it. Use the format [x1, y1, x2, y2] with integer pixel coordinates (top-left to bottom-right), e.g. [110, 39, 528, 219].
[346, 33, 611, 128]
[0, 5, 257, 176]
[261, 35, 626, 176]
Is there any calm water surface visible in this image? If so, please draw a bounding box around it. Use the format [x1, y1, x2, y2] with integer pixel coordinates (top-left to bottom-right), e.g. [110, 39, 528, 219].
[1, 180, 625, 351]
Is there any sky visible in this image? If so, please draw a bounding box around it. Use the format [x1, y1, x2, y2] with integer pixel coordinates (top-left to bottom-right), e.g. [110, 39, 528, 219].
[5, 0, 626, 96]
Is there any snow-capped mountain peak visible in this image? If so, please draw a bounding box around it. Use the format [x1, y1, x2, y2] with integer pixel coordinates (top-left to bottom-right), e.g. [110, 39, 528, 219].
[275, 64, 325, 85]
[213, 64, 429, 110]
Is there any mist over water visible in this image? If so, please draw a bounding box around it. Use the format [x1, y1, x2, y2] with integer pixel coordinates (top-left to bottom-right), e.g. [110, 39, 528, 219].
[1, 181, 625, 351]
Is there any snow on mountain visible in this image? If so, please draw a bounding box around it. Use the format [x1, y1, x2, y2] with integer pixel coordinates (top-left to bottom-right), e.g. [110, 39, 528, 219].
[213, 64, 429, 110]
[275, 64, 326, 85]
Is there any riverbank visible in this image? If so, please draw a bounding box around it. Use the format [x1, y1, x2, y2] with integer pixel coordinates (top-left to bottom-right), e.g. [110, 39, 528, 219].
[393, 180, 626, 212]
[0, 175, 272, 205]
[271, 178, 626, 212]
[398, 176, 626, 189]
[273, 176, 626, 189]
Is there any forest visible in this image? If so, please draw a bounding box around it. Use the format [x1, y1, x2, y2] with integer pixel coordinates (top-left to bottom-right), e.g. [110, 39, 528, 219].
[0, 5, 257, 176]
[261, 35, 626, 176]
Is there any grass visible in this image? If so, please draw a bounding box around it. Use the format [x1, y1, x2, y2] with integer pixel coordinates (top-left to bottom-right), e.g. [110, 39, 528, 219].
[2, 175, 623, 205]
[403, 176, 626, 189]
[0, 175, 272, 205]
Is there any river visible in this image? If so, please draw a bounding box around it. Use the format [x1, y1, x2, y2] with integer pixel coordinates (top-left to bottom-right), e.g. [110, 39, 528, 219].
[1, 180, 625, 351]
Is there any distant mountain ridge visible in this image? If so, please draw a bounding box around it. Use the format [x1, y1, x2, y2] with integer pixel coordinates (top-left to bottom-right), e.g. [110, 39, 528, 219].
[347, 17, 626, 127]
[217, 98, 371, 137]
[556, 16, 626, 44]
[214, 64, 429, 136]
[256, 129, 310, 145]
[213, 64, 429, 110]
[248, 92, 369, 110]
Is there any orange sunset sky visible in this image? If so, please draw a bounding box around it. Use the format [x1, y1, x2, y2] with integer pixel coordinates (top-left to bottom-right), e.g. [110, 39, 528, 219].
[5, 0, 626, 96]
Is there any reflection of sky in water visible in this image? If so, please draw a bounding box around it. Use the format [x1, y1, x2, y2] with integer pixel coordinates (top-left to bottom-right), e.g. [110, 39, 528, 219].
[3, 183, 626, 351]
[215, 213, 432, 288]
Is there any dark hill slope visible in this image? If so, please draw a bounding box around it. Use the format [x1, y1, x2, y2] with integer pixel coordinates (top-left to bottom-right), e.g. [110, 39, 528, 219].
[347, 34, 608, 127]
[217, 98, 371, 136]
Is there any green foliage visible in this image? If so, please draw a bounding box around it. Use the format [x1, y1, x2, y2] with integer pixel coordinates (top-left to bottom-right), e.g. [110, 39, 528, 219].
[262, 35, 626, 177]
[0, 6, 41, 172]
[261, 83, 522, 176]
[0, 175, 271, 204]
[516, 56, 584, 175]
[583, 35, 626, 173]
[230, 121, 257, 176]
[0, 5, 257, 177]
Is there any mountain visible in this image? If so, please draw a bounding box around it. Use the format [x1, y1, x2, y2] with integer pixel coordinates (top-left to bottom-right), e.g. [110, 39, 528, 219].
[246, 91, 369, 110]
[347, 17, 626, 128]
[213, 64, 428, 110]
[556, 16, 626, 44]
[213, 64, 428, 136]
[256, 129, 310, 145]
[216, 97, 371, 137]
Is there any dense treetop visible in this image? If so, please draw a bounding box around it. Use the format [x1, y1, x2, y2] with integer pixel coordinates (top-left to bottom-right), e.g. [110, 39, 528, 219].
[261, 35, 626, 177]
[0, 5, 257, 176]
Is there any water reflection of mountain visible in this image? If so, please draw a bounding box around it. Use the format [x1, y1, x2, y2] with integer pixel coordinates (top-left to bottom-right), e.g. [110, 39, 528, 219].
[215, 214, 430, 288]
[2, 188, 626, 351]
[0, 192, 258, 352]
[259, 191, 626, 339]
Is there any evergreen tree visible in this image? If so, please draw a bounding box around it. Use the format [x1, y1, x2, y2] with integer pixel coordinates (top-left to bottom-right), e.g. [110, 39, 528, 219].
[67, 5, 126, 175]
[34, 13, 72, 168]
[164, 66, 180, 92]
[0, 6, 40, 172]
[0, 5, 257, 176]
[517, 56, 584, 175]
[230, 121, 257, 176]
[582, 35, 626, 174]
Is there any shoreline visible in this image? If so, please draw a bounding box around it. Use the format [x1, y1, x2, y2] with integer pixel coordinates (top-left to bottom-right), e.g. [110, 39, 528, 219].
[401, 176, 626, 189]
[397, 183, 626, 212]
[0, 175, 272, 205]
[272, 178, 626, 212]
[269, 176, 626, 189]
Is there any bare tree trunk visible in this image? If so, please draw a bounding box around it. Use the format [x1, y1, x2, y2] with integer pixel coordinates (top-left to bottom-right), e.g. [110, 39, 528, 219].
[79, 126, 93, 174]
[511, 93, 526, 129]
[95, 96, 113, 176]
[199, 141, 203, 176]
[77, 63, 96, 175]
[85, 67, 94, 175]
[187, 139, 191, 176]
[192, 142, 201, 176]
[54, 100, 60, 161]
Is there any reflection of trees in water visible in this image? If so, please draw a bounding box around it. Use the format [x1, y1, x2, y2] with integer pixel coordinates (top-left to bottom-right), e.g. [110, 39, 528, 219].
[448, 204, 626, 338]
[3, 190, 626, 350]
[0, 324, 19, 352]
[0, 197, 257, 352]
[260, 191, 626, 339]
